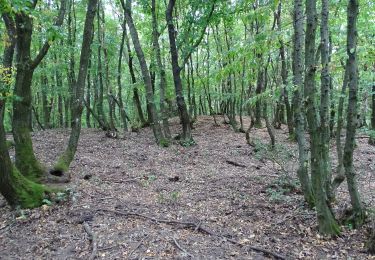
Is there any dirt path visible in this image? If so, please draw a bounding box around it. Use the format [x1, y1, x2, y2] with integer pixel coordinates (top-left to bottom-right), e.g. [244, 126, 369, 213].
[0, 116, 374, 259]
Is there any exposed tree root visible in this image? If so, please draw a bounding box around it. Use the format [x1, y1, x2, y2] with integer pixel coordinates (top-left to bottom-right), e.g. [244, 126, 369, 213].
[83, 221, 97, 260]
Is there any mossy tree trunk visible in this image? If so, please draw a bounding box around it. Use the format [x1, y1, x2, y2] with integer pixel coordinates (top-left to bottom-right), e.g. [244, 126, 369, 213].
[12, 0, 67, 181]
[0, 14, 48, 209]
[343, 0, 365, 228]
[54, 0, 98, 173]
[304, 0, 340, 235]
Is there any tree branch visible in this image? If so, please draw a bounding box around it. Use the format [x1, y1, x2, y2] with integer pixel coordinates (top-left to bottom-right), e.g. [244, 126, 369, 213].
[31, 0, 68, 69]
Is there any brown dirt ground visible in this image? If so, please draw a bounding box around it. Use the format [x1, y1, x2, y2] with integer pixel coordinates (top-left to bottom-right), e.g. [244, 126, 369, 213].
[0, 116, 374, 259]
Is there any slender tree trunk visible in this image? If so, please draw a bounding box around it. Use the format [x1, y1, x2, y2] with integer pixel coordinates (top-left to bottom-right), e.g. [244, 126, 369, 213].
[166, 0, 193, 143]
[117, 18, 129, 133]
[122, 0, 165, 144]
[343, 0, 365, 227]
[123, 24, 146, 126]
[54, 0, 98, 173]
[96, 3, 109, 130]
[293, 0, 314, 208]
[332, 62, 349, 195]
[369, 83, 375, 145]
[151, 0, 171, 139]
[277, 3, 294, 137]
[86, 59, 92, 128]
[320, 0, 333, 201]
[304, 0, 339, 235]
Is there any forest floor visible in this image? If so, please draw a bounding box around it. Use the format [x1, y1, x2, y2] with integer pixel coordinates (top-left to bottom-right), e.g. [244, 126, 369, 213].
[0, 116, 374, 259]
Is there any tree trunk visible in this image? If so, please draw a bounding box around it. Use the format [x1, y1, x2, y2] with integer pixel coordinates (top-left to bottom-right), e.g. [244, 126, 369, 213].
[331, 62, 349, 195]
[117, 18, 129, 134]
[12, 0, 67, 180]
[151, 0, 171, 140]
[123, 24, 146, 126]
[320, 0, 333, 201]
[0, 13, 48, 209]
[343, 0, 365, 228]
[54, 0, 98, 173]
[166, 0, 193, 144]
[122, 0, 165, 144]
[304, 0, 340, 235]
[369, 84, 375, 145]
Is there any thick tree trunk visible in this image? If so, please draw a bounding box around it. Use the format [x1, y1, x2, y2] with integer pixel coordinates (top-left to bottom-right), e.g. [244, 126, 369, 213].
[343, 0, 365, 228]
[54, 0, 98, 173]
[13, 13, 46, 180]
[12, 0, 67, 180]
[304, 0, 340, 235]
[0, 13, 48, 209]
[166, 0, 193, 143]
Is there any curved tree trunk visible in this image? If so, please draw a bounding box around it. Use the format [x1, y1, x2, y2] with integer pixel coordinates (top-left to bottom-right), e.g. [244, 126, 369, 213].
[54, 0, 98, 173]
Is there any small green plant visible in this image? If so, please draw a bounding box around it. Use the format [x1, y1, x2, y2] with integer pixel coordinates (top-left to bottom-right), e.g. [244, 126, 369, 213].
[141, 175, 157, 187]
[42, 198, 52, 206]
[170, 191, 180, 202]
[180, 139, 196, 147]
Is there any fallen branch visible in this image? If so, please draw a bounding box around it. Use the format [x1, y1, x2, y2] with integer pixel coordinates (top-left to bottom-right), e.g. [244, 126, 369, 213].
[226, 160, 247, 168]
[172, 236, 194, 258]
[128, 234, 148, 258]
[83, 222, 98, 260]
[95, 208, 285, 259]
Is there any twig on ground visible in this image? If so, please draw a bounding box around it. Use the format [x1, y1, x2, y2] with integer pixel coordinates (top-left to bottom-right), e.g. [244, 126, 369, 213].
[128, 234, 148, 258]
[83, 222, 98, 260]
[226, 160, 247, 168]
[172, 236, 194, 258]
[95, 208, 286, 259]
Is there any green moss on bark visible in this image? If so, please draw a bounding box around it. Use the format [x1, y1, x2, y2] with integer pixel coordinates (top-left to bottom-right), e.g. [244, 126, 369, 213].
[12, 166, 50, 208]
[14, 137, 45, 181]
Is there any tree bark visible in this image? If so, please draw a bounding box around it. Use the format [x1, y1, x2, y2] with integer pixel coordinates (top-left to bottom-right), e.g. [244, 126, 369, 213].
[12, 0, 67, 180]
[122, 0, 165, 144]
[151, 0, 171, 140]
[343, 0, 365, 228]
[54, 0, 98, 173]
[166, 0, 193, 143]
[304, 0, 340, 235]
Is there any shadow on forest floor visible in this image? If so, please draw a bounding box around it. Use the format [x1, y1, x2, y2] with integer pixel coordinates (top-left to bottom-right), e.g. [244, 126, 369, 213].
[0, 116, 374, 259]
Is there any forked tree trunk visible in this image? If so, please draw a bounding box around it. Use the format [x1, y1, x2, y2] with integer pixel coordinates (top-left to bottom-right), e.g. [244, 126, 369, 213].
[304, 0, 340, 235]
[12, 0, 67, 181]
[0, 14, 48, 208]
